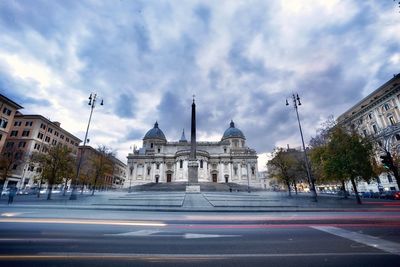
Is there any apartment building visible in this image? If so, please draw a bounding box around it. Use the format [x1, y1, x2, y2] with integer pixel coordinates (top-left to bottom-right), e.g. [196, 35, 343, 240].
[77, 146, 118, 190]
[3, 113, 81, 189]
[338, 73, 400, 192]
[0, 94, 23, 152]
[111, 157, 127, 189]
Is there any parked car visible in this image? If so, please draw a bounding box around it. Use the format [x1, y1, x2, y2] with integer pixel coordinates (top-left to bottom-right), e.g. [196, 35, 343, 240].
[336, 191, 350, 197]
[382, 191, 400, 200]
[1, 188, 10, 196]
[361, 192, 374, 198]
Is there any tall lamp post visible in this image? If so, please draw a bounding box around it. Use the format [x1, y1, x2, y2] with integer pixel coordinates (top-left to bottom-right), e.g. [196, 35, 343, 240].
[70, 93, 103, 200]
[286, 93, 317, 202]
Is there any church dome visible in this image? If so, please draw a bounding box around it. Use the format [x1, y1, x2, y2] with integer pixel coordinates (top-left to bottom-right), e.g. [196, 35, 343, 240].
[143, 122, 167, 141]
[222, 120, 245, 140]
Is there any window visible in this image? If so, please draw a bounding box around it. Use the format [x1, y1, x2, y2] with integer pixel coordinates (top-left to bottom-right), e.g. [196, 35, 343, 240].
[0, 134, 2, 140]
[368, 113, 372, 119]
[34, 143, 41, 150]
[40, 123, 46, 130]
[28, 165, 34, 171]
[388, 174, 393, 183]
[37, 132, 44, 139]
[66, 137, 70, 142]
[0, 118, 8, 129]
[54, 131, 59, 137]
[147, 168, 151, 175]
[47, 128, 53, 133]
[14, 121, 20, 126]
[251, 167, 255, 175]
[200, 160, 203, 168]
[36, 167, 42, 173]
[22, 130, 30, 137]
[389, 116, 396, 126]
[180, 160, 183, 168]
[234, 167, 237, 175]
[25, 121, 33, 127]
[151, 143, 154, 148]
[384, 103, 390, 111]
[156, 163, 160, 170]
[45, 136, 50, 142]
[396, 134, 400, 141]
[2, 107, 11, 116]
[376, 176, 381, 184]
[224, 147, 227, 153]
[10, 130, 18, 137]
[52, 140, 57, 145]
[60, 134, 64, 139]
[158, 148, 161, 153]
[6, 142, 14, 148]
[18, 141, 26, 148]
[12, 164, 18, 170]
[372, 125, 378, 134]
[362, 129, 368, 137]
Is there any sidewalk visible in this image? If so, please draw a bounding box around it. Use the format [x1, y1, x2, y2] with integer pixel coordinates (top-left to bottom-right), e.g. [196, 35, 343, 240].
[1, 191, 399, 212]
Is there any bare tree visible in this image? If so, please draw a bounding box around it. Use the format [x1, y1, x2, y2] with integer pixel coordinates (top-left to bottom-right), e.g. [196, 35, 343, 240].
[31, 144, 75, 200]
[0, 145, 24, 198]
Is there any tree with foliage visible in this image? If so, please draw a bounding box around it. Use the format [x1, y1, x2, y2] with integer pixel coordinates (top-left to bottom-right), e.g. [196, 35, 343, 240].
[267, 147, 300, 197]
[90, 145, 114, 196]
[310, 126, 377, 204]
[31, 144, 75, 200]
[0, 145, 24, 198]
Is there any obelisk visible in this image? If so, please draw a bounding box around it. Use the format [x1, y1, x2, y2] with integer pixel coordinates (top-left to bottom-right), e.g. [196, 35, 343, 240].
[188, 97, 199, 184]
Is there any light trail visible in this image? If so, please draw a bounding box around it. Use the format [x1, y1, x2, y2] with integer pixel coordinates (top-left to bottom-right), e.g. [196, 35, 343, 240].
[0, 218, 166, 227]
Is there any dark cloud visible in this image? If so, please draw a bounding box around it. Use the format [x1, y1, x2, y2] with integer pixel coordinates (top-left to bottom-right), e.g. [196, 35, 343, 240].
[125, 127, 143, 141]
[0, 72, 51, 108]
[115, 93, 136, 118]
[1, 0, 400, 163]
[194, 4, 211, 27]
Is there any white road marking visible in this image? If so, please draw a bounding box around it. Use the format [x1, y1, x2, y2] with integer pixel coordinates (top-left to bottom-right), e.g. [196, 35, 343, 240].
[107, 230, 161, 236]
[184, 233, 240, 239]
[311, 226, 400, 256]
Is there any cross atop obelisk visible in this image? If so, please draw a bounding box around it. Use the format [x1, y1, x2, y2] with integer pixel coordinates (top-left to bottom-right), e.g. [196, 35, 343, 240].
[188, 95, 198, 183]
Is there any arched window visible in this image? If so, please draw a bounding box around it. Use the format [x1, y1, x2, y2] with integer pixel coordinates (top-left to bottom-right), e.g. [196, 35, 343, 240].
[180, 160, 183, 168]
[200, 160, 203, 168]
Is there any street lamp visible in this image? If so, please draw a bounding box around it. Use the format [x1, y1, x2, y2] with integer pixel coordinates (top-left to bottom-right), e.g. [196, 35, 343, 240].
[128, 166, 133, 193]
[286, 93, 317, 202]
[70, 93, 103, 200]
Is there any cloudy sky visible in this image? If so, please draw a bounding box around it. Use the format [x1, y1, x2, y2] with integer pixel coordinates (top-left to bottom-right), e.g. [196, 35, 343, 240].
[0, 0, 399, 169]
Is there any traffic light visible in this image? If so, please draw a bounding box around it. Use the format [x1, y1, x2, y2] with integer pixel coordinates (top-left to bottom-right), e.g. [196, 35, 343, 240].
[380, 152, 393, 169]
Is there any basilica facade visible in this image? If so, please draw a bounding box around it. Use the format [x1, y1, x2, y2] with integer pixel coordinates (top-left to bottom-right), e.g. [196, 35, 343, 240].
[126, 121, 260, 187]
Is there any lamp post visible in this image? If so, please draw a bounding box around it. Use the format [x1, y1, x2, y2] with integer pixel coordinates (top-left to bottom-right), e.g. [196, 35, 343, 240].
[128, 166, 133, 193]
[286, 93, 317, 202]
[70, 93, 103, 200]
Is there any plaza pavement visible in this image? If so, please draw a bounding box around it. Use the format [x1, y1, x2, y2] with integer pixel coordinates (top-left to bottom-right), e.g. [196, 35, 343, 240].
[1, 190, 399, 212]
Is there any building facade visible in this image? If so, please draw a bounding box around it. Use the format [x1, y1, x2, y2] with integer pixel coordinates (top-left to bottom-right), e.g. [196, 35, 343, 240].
[78, 146, 127, 190]
[112, 157, 127, 189]
[0, 94, 23, 152]
[126, 120, 260, 188]
[2, 113, 81, 189]
[338, 73, 400, 192]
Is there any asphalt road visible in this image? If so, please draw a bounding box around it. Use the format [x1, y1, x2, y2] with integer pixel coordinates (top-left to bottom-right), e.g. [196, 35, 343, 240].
[0, 208, 400, 266]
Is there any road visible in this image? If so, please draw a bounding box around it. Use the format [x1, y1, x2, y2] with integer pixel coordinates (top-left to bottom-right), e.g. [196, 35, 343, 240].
[1, 208, 400, 266]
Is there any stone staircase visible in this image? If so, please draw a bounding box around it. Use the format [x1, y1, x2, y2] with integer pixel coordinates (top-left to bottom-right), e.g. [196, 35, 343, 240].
[131, 182, 262, 192]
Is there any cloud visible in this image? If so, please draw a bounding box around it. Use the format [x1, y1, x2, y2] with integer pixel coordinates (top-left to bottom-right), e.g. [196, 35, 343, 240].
[0, 0, 399, 168]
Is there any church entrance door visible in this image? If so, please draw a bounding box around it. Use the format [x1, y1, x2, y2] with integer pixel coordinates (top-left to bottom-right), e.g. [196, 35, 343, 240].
[212, 174, 217, 183]
[225, 175, 229, 183]
[167, 174, 172, 183]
